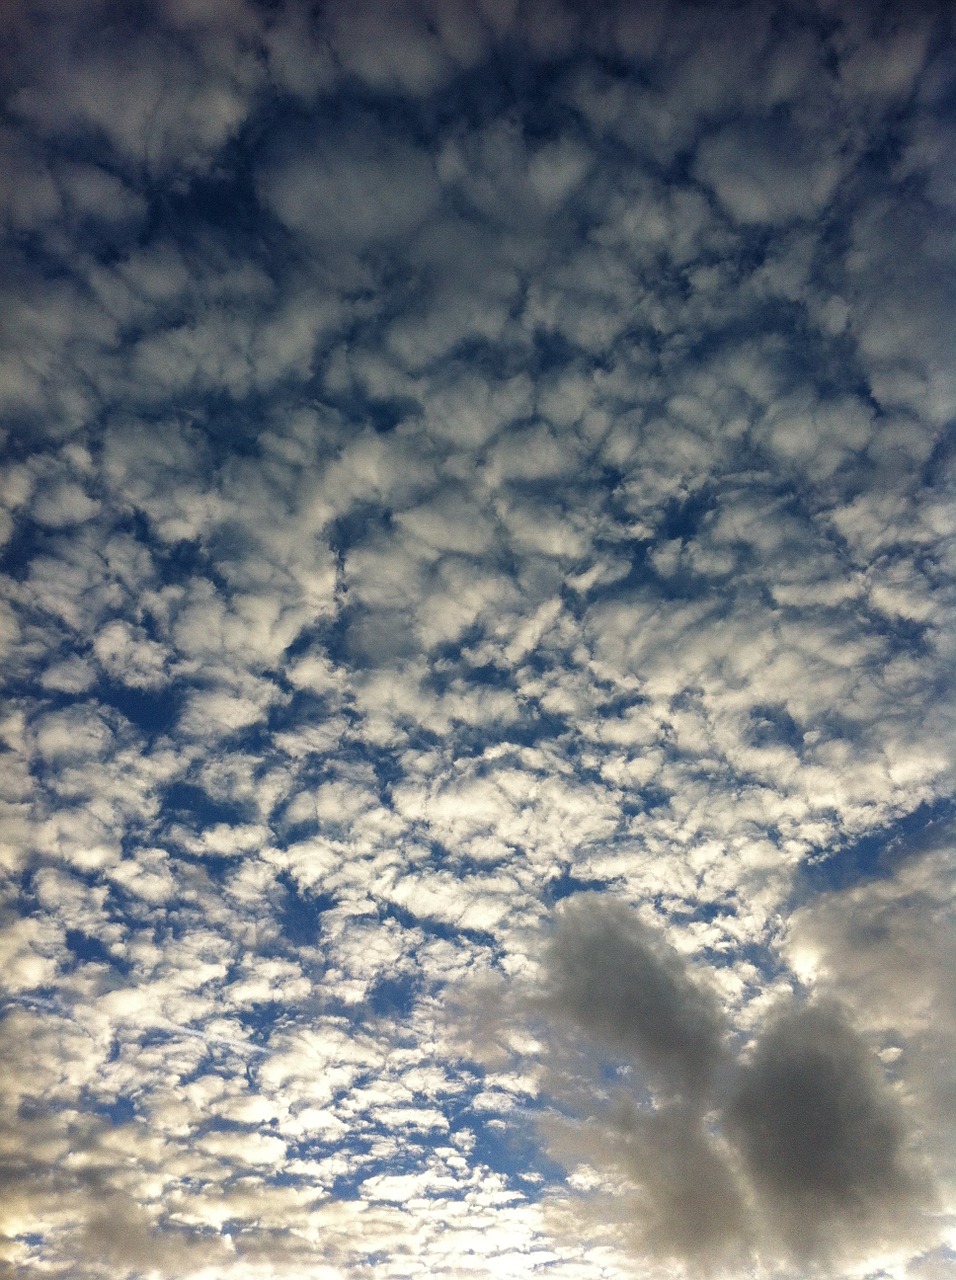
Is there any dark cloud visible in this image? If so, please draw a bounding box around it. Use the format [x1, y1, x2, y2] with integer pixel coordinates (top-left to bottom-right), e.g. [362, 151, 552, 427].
[538, 900, 932, 1271]
[546, 1100, 749, 1266]
[543, 895, 729, 1101]
[611, 1104, 746, 1263]
[784, 840, 956, 1208]
[726, 999, 923, 1257]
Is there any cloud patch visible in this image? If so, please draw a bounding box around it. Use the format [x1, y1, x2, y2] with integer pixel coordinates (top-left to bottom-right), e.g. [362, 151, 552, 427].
[729, 1000, 925, 1263]
[543, 895, 728, 1103]
[1, 0, 953, 1276]
[534, 895, 934, 1273]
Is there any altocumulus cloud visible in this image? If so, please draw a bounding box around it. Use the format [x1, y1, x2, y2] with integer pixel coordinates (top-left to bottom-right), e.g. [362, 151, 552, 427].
[1, 0, 955, 1278]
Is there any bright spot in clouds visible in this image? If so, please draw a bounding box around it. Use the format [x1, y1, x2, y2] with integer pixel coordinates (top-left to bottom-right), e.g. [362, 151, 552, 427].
[1, 1, 955, 1278]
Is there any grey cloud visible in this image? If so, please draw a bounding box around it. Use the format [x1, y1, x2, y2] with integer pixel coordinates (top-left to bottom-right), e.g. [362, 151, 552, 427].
[614, 1105, 746, 1264]
[546, 1101, 749, 1267]
[787, 845, 956, 1041]
[0, 127, 146, 239]
[261, 115, 441, 247]
[8, 0, 261, 176]
[784, 842, 956, 1197]
[694, 117, 847, 225]
[535, 903, 934, 1270]
[385, 220, 524, 368]
[265, 0, 495, 102]
[542, 1100, 752, 1269]
[726, 999, 924, 1257]
[321, 0, 464, 97]
[846, 192, 956, 427]
[544, 895, 728, 1102]
[439, 118, 592, 232]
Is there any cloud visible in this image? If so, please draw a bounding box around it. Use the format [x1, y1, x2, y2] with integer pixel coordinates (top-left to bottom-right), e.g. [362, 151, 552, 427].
[260, 113, 441, 248]
[1, 0, 954, 1276]
[784, 839, 956, 1213]
[545, 1100, 749, 1268]
[694, 118, 847, 225]
[8, 0, 262, 176]
[530, 898, 937, 1274]
[320, 0, 471, 97]
[726, 999, 925, 1260]
[542, 895, 728, 1103]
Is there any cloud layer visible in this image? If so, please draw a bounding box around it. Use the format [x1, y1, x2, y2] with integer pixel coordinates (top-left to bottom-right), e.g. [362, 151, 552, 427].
[1, 0, 954, 1277]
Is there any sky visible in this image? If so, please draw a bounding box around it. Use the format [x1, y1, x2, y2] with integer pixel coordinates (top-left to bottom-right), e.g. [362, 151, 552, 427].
[1, 0, 954, 1277]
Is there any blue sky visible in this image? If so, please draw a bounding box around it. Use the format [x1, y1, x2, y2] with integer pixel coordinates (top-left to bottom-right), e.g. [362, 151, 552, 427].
[1, 1, 955, 1277]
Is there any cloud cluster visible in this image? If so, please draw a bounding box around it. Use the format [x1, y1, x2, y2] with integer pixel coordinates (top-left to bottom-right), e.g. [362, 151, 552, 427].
[542, 897, 728, 1103]
[537, 894, 938, 1273]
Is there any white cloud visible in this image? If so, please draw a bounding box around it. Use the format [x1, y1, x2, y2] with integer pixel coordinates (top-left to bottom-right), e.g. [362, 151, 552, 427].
[94, 619, 170, 688]
[2, 1, 954, 1276]
[694, 117, 847, 225]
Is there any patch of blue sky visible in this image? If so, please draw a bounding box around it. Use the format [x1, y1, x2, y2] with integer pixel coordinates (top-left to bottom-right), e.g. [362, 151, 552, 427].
[99, 682, 181, 736]
[62, 925, 128, 971]
[799, 796, 956, 894]
[274, 873, 336, 945]
[745, 703, 805, 753]
[468, 1115, 568, 1191]
[163, 781, 257, 831]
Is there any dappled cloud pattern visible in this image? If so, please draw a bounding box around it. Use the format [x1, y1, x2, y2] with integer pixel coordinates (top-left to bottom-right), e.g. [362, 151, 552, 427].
[1, 0, 955, 1277]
